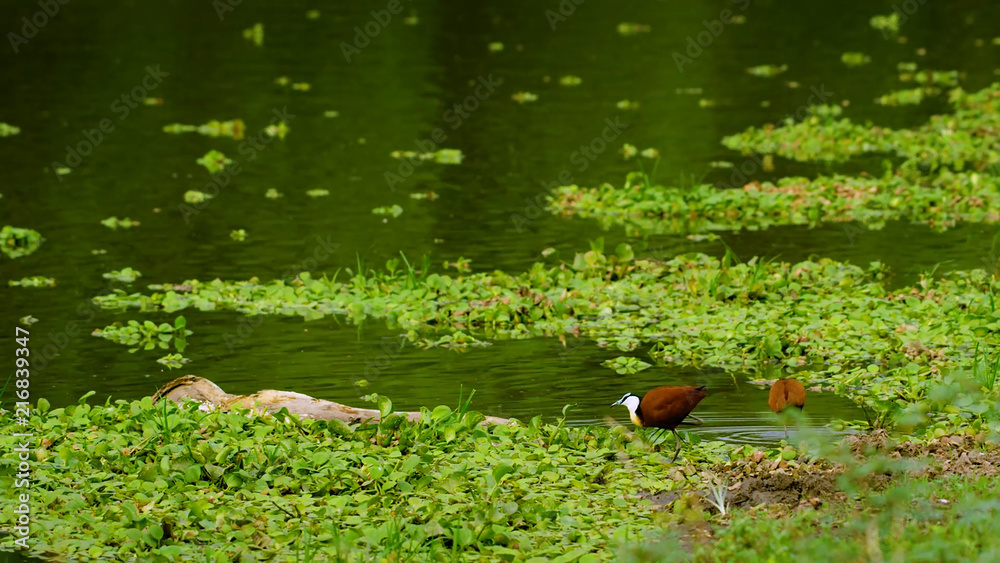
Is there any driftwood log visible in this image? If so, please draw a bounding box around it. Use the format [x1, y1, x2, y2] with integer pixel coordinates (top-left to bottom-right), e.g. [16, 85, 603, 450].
[152, 375, 514, 426]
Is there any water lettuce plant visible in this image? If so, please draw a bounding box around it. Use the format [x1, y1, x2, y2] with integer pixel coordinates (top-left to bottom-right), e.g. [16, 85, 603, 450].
[1, 226, 43, 259]
[92, 247, 1000, 437]
[0, 395, 730, 561]
[92, 316, 191, 353]
[551, 82, 1000, 236]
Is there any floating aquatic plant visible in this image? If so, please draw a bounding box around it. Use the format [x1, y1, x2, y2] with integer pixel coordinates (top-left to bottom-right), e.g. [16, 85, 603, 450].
[196, 150, 232, 173]
[869, 13, 901, 36]
[243, 23, 264, 47]
[8, 276, 56, 288]
[0, 123, 21, 136]
[559, 75, 582, 86]
[156, 353, 191, 369]
[746, 64, 788, 77]
[1, 226, 43, 259]
[603, 356, 652, 375]
[372, 205, 404, 218]
[230, 229, 247, 242]
[265, 188, 283, 199]
[101, 268, 142, 283]
[93, 316, 190, 353]
[511, 92, 538, 104]
[617, 22, 651, 36]
[183, 190, 213, 204]
[163, 119, 245, 140]
[841, 52, 871, 67]
[306, 189, 329, 198]
[100, 217, 140, 230]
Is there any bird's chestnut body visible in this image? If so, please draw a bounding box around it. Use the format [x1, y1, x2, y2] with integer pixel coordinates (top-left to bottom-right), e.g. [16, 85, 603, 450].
[612, 385, 707, 462]
[768, 379, 806, 413]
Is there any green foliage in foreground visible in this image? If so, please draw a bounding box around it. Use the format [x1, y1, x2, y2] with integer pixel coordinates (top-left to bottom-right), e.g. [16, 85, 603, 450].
[625, 474, 1000, 562]
[0, 396, 735, 561]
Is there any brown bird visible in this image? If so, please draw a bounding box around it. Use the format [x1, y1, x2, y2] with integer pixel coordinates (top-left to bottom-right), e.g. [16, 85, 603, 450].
[768, 379, 806, 438]
[612, 385, 707, 462]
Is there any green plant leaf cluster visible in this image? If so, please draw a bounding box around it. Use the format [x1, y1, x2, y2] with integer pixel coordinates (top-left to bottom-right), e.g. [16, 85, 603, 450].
[92, 316, 191, 353]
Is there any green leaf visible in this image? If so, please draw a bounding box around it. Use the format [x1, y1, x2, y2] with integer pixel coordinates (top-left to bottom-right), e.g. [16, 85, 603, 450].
[378, 395, 393, 418]
[492, 463, 514, 483]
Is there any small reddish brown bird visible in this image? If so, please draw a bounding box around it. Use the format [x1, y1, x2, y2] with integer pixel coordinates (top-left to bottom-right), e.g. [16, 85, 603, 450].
[768, 379, 806, 438]
[612, 385, 707, 462]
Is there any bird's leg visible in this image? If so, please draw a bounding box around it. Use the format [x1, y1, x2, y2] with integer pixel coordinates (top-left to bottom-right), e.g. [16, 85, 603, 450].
[783, 422, 789, 440]
[681, 415, 705, 426]
[670, 429, 682, 463]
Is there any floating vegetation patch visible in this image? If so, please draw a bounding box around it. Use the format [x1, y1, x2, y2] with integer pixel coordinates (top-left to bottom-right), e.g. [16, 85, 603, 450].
[92, 246, 1000, 435]
[409, 191, 438, 200]
[306, 189, 329, 198]
[0, 122, 21, 136]
[869, 12, 901, 36]
[389, 149, 464, 165]
[0, 393, 742, 560]
[323, 110, 340, 118]
[183, 190, 213, 204]
[142, 97, 163, 106]
[243, 22, 264, 47]
[549, 169, 1000, 235]
[617, 22, 651, 36]
[1, 226, 43, 259]
[841, 52, 872, 67]
[746, 64, 788, 77]
[92, 316, 190, 353]
[603, 356, 652, 375]
[156, 352, 190, 369]
[899, 69, 960, 87]
[230, 229, 247, 241]
[722, 83, 999, 170]
[875, 87, 940, 106]
[196, 150, 233, 173]
[616, 99, 640, 110]
[511, 91, 538, 104]
[559, 75, 582, 86]
[163, 119, 245, 140]
[372, 204, 404, 218]
[264, 121, 290, 140]
[265, 188, 283, 199]
[101, 267, 142, 284]
[9, 276, 56, 288]
[488, 41, 503, 52]
[100, 217, 140, 230]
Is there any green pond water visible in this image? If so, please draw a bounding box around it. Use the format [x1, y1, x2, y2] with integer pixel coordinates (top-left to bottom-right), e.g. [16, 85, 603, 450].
[4, 0, 1000, 445]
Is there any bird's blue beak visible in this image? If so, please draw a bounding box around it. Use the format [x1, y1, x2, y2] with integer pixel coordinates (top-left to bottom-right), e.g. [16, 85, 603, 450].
[611, 398, 623, 407]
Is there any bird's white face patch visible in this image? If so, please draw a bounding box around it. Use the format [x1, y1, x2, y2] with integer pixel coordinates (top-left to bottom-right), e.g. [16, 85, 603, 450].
[621, 395, 640, 414]
[612, 393, 641, 414]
